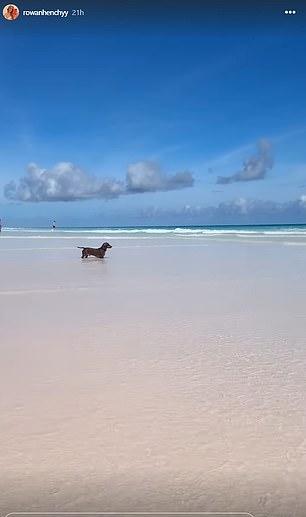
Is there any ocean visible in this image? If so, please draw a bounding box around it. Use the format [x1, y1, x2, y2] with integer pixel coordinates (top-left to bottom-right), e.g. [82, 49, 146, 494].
[2, 223, 306, 241]
[1, 220, 306, 516]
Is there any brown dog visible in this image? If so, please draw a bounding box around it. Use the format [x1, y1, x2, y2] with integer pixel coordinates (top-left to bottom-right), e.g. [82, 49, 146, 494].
[77, 242, 112, 259]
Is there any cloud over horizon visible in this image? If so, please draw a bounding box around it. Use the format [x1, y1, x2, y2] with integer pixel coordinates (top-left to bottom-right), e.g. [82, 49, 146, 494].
[217, 139, 274, 185]
[4, 161, 194, 203]
[141, 195, 306, 225]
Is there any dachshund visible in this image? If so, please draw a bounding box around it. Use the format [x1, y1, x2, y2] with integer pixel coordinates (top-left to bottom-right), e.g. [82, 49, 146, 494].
[77, 242, 112, 259]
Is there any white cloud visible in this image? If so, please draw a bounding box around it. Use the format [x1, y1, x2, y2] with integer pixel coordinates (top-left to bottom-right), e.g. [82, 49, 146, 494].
[4, 160, 194, 202]
[126, 161, 193, 192]
[141, 196, 306, 224]
[300, 194, 306, 206]
[217, 139, 273, 184]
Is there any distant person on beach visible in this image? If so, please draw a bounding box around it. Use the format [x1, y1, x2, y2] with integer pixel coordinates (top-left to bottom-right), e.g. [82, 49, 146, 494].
[52, 220, 56, 230]
[0, 219, 2, 232]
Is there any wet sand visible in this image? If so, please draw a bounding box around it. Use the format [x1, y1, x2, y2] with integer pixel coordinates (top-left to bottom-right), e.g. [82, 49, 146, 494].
[1, 233, 306, 517]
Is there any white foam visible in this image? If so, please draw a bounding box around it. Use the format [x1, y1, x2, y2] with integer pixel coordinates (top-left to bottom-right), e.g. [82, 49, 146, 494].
[2, 226, 306, 239]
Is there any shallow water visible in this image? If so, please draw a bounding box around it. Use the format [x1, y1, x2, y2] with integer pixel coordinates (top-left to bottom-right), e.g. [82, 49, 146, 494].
[1, 235, 306, 517]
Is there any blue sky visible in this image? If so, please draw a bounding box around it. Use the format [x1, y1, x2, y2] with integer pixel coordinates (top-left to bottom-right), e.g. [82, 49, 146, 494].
[1, 1, 306, 226]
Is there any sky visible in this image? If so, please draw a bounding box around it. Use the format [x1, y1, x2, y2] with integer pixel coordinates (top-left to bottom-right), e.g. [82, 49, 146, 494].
[1, 0, 306, 226]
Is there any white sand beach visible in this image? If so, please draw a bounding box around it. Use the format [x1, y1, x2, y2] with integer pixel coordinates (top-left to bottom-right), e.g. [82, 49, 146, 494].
[1, 230, 306, 517]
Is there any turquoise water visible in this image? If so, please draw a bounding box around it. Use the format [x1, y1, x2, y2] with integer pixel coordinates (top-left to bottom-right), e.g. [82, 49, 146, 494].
[2, 223, 306, 236]
[1, 224, 306, 246]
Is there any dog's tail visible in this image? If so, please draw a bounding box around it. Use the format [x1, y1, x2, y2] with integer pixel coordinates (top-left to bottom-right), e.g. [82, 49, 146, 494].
[77, 246, 86, 249]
